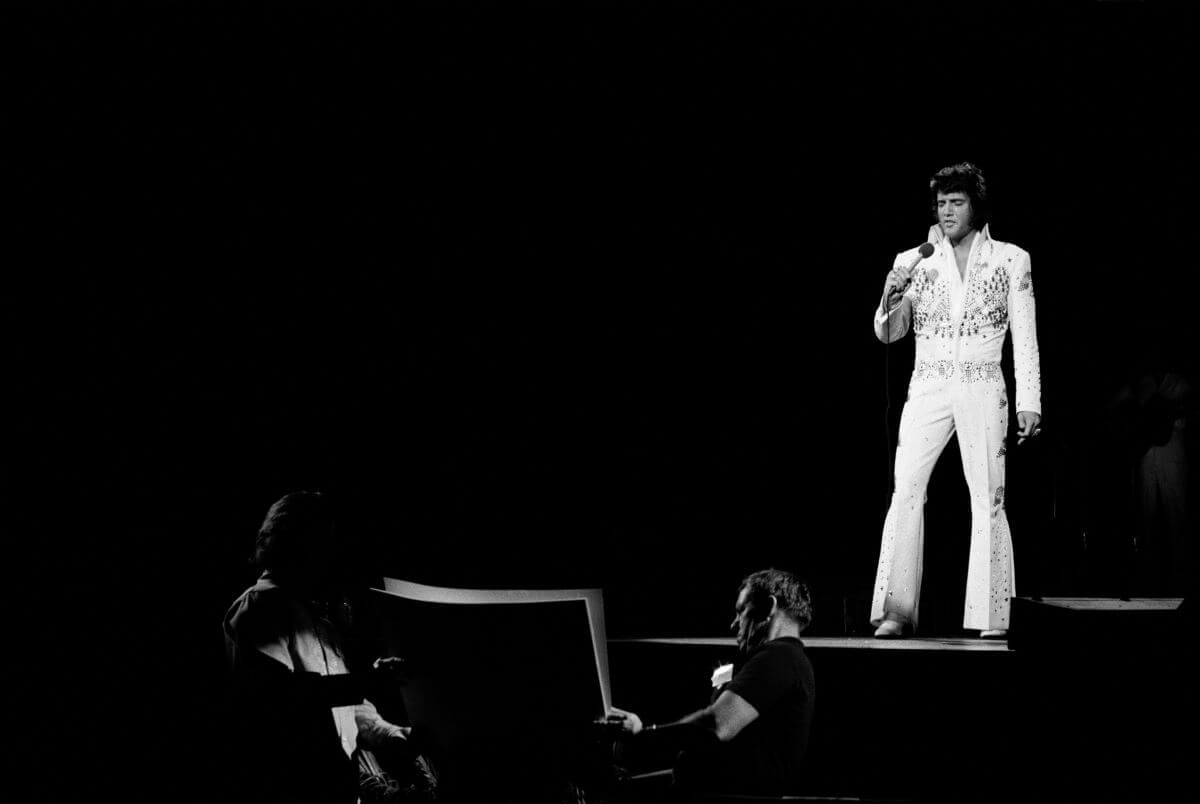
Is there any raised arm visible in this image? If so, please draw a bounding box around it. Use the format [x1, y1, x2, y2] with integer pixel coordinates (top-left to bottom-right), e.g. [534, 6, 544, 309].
[874, 256, 917, 343]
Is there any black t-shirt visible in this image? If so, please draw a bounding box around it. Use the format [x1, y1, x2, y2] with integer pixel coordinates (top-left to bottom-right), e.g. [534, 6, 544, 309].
[677, 636, 815, 794]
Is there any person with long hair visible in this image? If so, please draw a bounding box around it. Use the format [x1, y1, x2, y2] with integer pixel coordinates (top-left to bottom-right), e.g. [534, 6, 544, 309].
[223, 491, 435, 803]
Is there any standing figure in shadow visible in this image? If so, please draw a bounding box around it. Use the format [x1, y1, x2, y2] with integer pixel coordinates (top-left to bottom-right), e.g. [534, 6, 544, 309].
[223, 491, 437, 803]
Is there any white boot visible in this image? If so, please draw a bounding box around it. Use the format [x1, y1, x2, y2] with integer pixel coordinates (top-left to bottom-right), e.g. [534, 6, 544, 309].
[873, 617, 911, 639]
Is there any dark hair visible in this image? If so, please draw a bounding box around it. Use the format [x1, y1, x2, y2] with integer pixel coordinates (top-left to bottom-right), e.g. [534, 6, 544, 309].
[740, 568, 813, 632]
[929, 162, 990, 230]
[251, 491, 335, 571]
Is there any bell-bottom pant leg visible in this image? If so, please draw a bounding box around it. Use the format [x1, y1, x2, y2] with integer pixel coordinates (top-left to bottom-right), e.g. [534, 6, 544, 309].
[870, 378, 956, 629]
[953, 375, 1015, 630]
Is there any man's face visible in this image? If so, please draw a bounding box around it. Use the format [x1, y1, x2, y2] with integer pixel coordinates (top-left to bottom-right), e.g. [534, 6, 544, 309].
[936, 191, 975, 240]
[297, 526, 348, 596]
[730, 586, 766, 654]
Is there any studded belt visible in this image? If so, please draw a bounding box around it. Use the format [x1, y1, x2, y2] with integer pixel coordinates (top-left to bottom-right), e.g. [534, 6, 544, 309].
[912, 360, 1003, 384]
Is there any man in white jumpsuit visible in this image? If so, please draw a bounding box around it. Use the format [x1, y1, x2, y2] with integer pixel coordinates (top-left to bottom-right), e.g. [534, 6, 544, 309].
[871, 163, 1042, 639]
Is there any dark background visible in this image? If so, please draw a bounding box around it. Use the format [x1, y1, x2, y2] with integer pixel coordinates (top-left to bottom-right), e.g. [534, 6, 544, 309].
[9, 1, 1195, 799]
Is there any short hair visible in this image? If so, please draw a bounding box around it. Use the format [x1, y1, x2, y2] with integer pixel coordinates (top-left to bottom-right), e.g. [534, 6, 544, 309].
[251, 490, 335, 571]
[929, 162, 990, 230]
[740, 568, 813, 632]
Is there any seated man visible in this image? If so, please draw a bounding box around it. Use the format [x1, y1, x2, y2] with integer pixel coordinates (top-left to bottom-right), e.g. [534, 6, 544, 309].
[606, 568, 815, 797]
[223, 491, 436, 804]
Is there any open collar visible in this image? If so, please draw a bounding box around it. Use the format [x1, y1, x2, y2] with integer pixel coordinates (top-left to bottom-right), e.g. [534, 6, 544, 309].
[927, 223, 992, 307]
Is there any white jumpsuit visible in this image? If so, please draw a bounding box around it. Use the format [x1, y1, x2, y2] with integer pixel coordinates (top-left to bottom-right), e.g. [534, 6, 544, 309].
[870, 224, 1041, 631]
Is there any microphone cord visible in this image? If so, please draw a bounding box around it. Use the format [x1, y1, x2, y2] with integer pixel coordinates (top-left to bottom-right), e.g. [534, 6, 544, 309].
[882, 293, 894, 514]
[880, 243, 932, 515]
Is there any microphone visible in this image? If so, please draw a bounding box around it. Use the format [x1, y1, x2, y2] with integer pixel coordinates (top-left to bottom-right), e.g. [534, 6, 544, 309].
[885, 242, 935, 300]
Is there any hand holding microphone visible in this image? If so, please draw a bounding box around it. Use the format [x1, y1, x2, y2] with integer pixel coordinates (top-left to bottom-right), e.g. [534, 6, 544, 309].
[882, 242, 935, 312]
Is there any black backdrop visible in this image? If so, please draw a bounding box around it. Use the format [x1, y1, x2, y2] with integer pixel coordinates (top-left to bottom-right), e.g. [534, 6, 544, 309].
[11, 1, 1195, 798]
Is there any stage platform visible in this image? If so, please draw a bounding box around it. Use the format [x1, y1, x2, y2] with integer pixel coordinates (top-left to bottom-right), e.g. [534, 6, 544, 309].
[1008, 596, 1184, 652]
[612, 636, 1010, 652]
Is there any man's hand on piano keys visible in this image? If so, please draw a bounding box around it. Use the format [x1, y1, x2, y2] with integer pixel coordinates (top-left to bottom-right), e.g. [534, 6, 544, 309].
[599, 706, 643, 737]
[371, 656, 410, 679]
